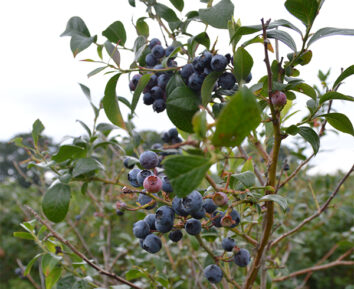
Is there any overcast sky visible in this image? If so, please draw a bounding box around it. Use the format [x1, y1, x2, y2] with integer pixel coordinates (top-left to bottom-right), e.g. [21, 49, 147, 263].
[0, 0, 353, 174]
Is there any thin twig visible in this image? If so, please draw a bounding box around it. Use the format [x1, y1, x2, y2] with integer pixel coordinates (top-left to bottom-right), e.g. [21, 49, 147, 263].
[16, 259, 41, 289]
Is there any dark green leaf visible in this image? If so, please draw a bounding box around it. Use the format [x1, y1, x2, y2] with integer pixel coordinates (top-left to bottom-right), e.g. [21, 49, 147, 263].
[319, 113, 354, 135]
[290, 83, 316, 99]
[24, 254, 43, 276]
[270, 19, 302, 36]
[13, 232, 35, 240]
[126, 269, 145, 281]
[76, 120, 91, 136]
[118, 96, 132, 109]
[136, 18, 149, 37]
[103, 74, 126, 129]
[42, 183, 71, 223]
[104, 41, 120, 67]
[267, 30, 297, 51]
[319, 91, 354, 104]
[201, 71, 222, 106]
[72, 157, 104, 178]
[298, 126, 320, 154]
[199, 0, 234, 29]
[166, 87, 200, 132]
[102, 21, 126, 46]
[163, 155, 211, 197]
[333, 65, 354, 89]
[169, 0, 184, 11]
[212, 88, 261, 146]
[284, 0, 319, 27]
[131, 74, 151, 113]
[307, 27, 354, 47]
[192, 110, 207, 139]
[61, 17, 90, 37]
[154, 3, 181, 30]
[52, 145, 86, 162]
[128, 0, 135, 7]
[70, 34, 97, 57]
[32, 119, 44, 147]
[233, 47, 253, 82]
[259, 194, 288, 211]
[166, 73, 186, 97]
[286, 125, 299, 135]
[87, 66, 108, 78]
[188, 32, 210, 55]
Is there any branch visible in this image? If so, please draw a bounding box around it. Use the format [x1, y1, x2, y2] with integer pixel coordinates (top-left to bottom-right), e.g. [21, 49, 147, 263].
[16, 259, 42, 289]
[24, 206, 143, 289]
[272, 164, 353, 247]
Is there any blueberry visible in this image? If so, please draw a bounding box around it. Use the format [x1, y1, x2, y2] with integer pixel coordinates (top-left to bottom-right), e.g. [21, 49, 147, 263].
[200, 51, 213, 67]
[137, 193, 156, 210]
[230, 209, 241, 228]
[225, 53, 231, 63]
[145, 53, 158, 67]
[191, 207, 206, 219]
[151, 86, 164, 100]
[149, 38, 161, 49]
[129, 80, 135, 91]
[171, 136, 183, 144]
[203, 264, 223, 284]
[218, 72, 236, 90]
[15, 268, 22, 276]
[153, 99, 166, 113]
[165, 46, 176, 57]
[75, 214, 81, 221]
[203, 67, 212, 76]
[192, 57, 204, 73]
[144, 214, 156, 230]
[213, 192, 228, 207]
[143, 92, 154, 105]
[142, 234, 162, 253]
[188, 72, 204, 91]
[222, 237, 236, 251]
[203, 199, 217, 214]
[151, 143, 163, 150]
[157, 74, 170, 89]
[211, 210, 225, 227]
[162, 132, 171, 143]
[143, 175, 162, 193]
[155, 206, 175, 233]
[116, 209, 124, 216]
[129, 74, 142, 91]
[133, 220, 150, 239]
[153, 64, 165, 76]
[146, 74, 158, 89]
[169, 230, 183, 242]
[284, 163, 290, 171]
[210, 54, 228, 72]
[180, 63, 195, 80]
[185, 218, 202, 235]
[168, 128, 178, 138]
[172, 197, 189, 217]
[139, 238, 144, 249]
[162, 176, 173, 193]
[137, 169, 153, 186]
[182, 190, 203, 214]
[167, 59, 178, 67]
[152, 45, 165, 59]
[124, 157, 135, 169]
[234, 248, 251, 267]
[128, 168, 141, 187]
[139, 151, 159, 169]
[245, 72, 252, 83]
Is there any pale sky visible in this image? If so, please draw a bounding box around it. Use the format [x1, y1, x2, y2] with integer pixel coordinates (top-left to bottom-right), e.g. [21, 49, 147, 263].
[0, 0, 353, 174]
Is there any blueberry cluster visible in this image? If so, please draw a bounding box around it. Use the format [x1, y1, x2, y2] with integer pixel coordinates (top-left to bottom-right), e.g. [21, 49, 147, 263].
[161, 127, 182, 145]
[129, 38, 177, 113]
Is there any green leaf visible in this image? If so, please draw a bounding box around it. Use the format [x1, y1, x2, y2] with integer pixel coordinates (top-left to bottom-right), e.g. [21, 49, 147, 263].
[319, 113, 354, 136]
[284, 0, 319, 27]
[42, 254, 61, 276]
[87, 66, 108, 78]
[333, 65, 354, 89]
[154, 3, 181, 30]
[78, 83, 90, 100]
[319, 91, 354, 104]
[270, 19, 302, 36]
[231, 171, 256, 188]
[104, 41, 120, 67]
[131, 74, 151, 113]
[212, 88, 261, 146]
[13, 232, 35, 240]
[286, 125, 299, 135]
[32, 119, 45, 147]
[169, 0, 184, 11]
[125, 269, 145, 281]
[72, 157, 104, 178]
[241, 158, 254, 173]
[42, 183, 71, 223]
[201, 71, 222, 106]
[46, 267, 63, 289]
[188, 32, 210, 56]
[61, 17, 90, 37]
[70, 34, 96, 57]
[166, 87, 200, 132]
[72, 279, 89, 289]
[76, 120, 91, 136]
[290, 83, 316, 99]
[24, 254, 43, 276]
[136, 18, 149, 37]
[163, 155, 211, 197]
[199, 0, 234, 29]
[267, 30, 297, 51]
[307, 27, 354, 47]
[233, 47, 253, 83]
[52, 145, 86, 162]
[166, 73, 186, 97]
[298, 126, 320, 154]
[128, 0, 135, 7]
[259, 195, 288, 211]
[192, 110, 207, 139]
[102, 21, 126, 46]
[103, 73, 126, 129]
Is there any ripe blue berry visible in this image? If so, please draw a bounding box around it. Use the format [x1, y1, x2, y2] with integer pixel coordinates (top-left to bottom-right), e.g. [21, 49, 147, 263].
[172, 197, 189, 217]
[128, 168, 141, 187]
[188, 72, 204, 91]
[185, 218, 202, 235]
[211, 210, 225, 227]
[155, 206, 175, 233]
[116, 209, 124, 216]
[234, 248, 251, 267]
[152, 45, 165, 59]
[222, 237, 236, 251]
[153, 99, 166, 113]
[144, 214, 156, 230]
[192, 57, 204, 72]
[183, 190, 203, 214]
[180, 63, 195, 80]
[191, 207, 206, 219]
[157, 74, 170, 89]
[165, 46, 176, 57]
[123, 157, 135, 169]
[150, 86, 164, 100]
[133, 220, 150, 239]
[230, 209, 241, 228]
[168, 128, 178, 138]
[218, 72, 236, 90]
[162, 132, 171, 143]
[210, 54, 228, 72]
[129, 74, 142, 91]
[145, 53, 158, 67]
[146, 74, 158, 89]
[142, 234, 162, 253]
[245, 72, 252, 83]
[137, 193, 156, 210]
[203, 264, 223, 284]
[139, 151, 159, 169]
[200, 51, 213, 67]
[137, 170, 153, 186]
[168, 230, 183, 242]
[143, 92, 154, 105]
[203, 199, 217, 214]
[149, 38, 161, 49]
[162, 176, 173, 193]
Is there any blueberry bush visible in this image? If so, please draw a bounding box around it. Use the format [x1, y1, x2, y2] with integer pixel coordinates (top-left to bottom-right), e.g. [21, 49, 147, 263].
[10, 0, 354, 288]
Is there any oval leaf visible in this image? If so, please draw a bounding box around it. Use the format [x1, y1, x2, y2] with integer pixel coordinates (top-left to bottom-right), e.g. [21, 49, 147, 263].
[267, 29, 297, 51]
[319, 91, 354, 104]
[298, 126, 320, 154]
[259, 194, 288, 211]
[199, 0, 234, 29]
[307, 27, 354, 47]
[333, 65, 354, 89]
[201, 71, 222, 106]
[102, 21, 126, 46]
[131, 74, 151, 113]
[233, 47, 253, 83]
[319, 113, 354, 136]
[284, 0, 319, 27]
[72, 157, 104, 178]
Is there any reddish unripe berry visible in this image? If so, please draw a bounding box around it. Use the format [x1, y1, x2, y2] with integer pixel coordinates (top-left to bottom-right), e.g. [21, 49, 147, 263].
[212, 192, 228, 206]
[271, 91, 287, 109]
[143, 175, 162, 193]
